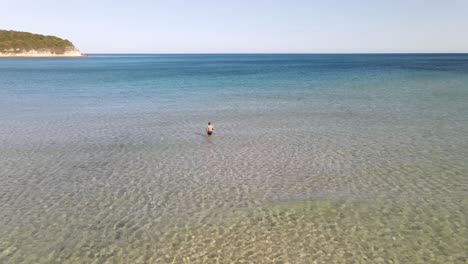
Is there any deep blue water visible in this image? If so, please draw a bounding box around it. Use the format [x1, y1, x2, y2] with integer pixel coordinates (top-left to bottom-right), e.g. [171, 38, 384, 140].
[2, 54, 468, 116]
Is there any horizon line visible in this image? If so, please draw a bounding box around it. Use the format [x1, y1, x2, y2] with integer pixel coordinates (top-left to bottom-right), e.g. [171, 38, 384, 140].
[83, 52, 468, 55]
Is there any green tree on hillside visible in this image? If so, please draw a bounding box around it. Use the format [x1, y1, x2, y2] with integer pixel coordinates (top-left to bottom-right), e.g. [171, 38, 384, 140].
[0, 30, 76, 54]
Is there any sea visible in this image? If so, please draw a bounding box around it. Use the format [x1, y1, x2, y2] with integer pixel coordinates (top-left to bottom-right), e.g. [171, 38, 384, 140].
[0, 54, 467, 263]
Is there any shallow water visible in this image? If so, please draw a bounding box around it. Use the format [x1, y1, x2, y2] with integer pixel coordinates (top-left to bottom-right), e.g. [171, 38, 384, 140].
[0, 54, 467, 263]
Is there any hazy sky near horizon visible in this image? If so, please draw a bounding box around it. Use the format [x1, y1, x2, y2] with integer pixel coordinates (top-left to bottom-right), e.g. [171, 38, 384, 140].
[1, 0, 468, 53]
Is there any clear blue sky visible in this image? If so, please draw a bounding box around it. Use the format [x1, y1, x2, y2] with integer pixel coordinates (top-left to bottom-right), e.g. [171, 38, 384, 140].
[2, 0, 468, 53]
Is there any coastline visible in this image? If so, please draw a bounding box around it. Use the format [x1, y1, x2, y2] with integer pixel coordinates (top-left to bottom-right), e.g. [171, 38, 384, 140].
[0, 49, 85, 58]
[0, 54, 88, 58]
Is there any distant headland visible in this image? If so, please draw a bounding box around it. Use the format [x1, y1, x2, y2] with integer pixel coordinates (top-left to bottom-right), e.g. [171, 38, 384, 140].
[0, 30, 83, 57]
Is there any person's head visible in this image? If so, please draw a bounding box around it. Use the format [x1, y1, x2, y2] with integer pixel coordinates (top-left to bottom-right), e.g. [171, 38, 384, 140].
[208, 122, 211, 125]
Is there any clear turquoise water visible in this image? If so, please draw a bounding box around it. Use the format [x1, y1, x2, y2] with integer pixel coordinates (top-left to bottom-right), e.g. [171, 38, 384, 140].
[0, 54, 467, 263]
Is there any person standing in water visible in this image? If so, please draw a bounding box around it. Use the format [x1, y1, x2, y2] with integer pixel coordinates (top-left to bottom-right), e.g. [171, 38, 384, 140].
[206, 122, 214, 135]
